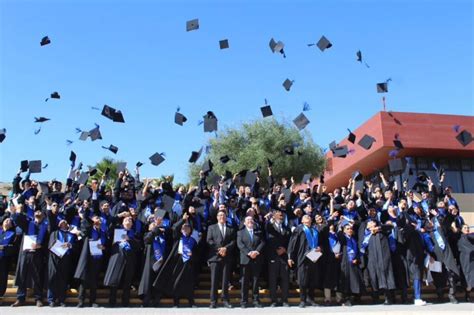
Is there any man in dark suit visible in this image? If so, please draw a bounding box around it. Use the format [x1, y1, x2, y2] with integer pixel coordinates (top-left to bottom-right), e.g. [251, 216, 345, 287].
[237, 216, 265, 308]
[265, 209, 291, 307]
[206, 209, 236, 308]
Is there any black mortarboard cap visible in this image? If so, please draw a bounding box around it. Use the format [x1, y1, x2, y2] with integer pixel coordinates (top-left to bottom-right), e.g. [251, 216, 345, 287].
[245, 171, 257, 186]
[269, 38, 285, 57]
[35, 117, 50, 123]
[101, 105, 124, 123]
[352, 171, 363, 181]
[162, 195, 175, 212]
[78, 187, 91, 201]
[186, 18, 199, 31]
[220, 155, 230, 163]
[316, 36, 332, 51]
[267, 158, 273, 167]
[20, 160, 29, 172]
[456, 130, 472, 147]
[282, 78, 293, 91]
[302, 173, 312, 183]
[203, 111, 218, 132]
[116, 162, 127, 173]
[0, 128, 6, 143]
[223, 170, 233, 181]
[39, 181, 49, 194]
[238, 169, 248, 177]
[219, 39, 229, 49]
[69, 151, 76, 162]
[28, 160, 42, 173]
[50, 92, 60, 99]
[89, 126, 102, 141]
[417, 171, 428, 182]
[112, 110, 125, 123]
[393, 139, 404, 150]
[358, 134, 376, 150]
[136, 161, 143, 168]
[188, 147, 203, 163]
[88, 168, 97, 176]
[329, 141, 337, 151]
[293, 113, 310, 130]
[40, 36, 51, 46]
[347, 129, 356, 144]
[388, 158, 404, 173]
[175, 112, 187, 126]
[377, 82, 388, 93]
[284, 146, 294, 155]
[333, 145, 348, 158]
[261, 105, 273, 118]
[155, 209, 167, 219]
[149, 153, 165, 166]
[102, 144, 118, 154]
[202, 159, 213, 174]
[79, 131, 89, 141]
[78, 172, 89, 185]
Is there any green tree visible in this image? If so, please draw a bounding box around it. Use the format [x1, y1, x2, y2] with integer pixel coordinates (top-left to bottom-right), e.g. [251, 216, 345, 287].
[188, 119, 325, 186]
[89, 157, 123, 189]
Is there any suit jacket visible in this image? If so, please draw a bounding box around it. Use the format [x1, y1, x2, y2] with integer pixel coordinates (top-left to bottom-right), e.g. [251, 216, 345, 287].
[265, 220, 290, 262]
[206, 223, 236, 263]
[237, 228, 265, 265]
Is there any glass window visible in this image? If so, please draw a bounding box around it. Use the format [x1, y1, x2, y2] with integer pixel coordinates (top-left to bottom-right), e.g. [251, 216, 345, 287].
[462, 171, 474, 193]
[417, 158, 429, 170]
[461, 159, 474, 171]
[443, 171, 463, 193]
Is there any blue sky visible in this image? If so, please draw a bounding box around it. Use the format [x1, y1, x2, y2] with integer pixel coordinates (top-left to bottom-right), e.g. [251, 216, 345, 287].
[0, 0, 472, 183]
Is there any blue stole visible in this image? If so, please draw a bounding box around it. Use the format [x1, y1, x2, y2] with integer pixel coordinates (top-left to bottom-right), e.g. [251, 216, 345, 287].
[192, 215, 202, 232]
[179, 235, 196, 262]
[422, 232, 435, 253]
[100, 214, 109, 233]
[343, 209, 357, 221]
[433, 229, 446, 251]
[57, 230, 74, 255]
[133, 220, 142, 237]
[153, 234, 166, 261]
[119, 229, 134, 251]
[27, 220, 47, 243]
[387, 217, 397, 252]
[360, 229, 372, 254]
[328, 232, 339, 254]
[0, 229, 15, 257]
[91, 227, 106, 258]
[346, 235, 358, 262]
[26, 205, 35, 219]
[421, 200, 429, 214]
[302, 225, 318, 250]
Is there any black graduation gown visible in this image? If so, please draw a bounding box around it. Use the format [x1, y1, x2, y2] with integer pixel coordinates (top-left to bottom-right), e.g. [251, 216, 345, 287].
[154, 228, 197, 299]
[400, 213, 425, 281]
[427, 229, 460, 276]
[457, 233, 474, 288]
[103, 229, 141, 287]
[365, 231, 396, 291]
[320, 225, 341, 290]
[0, 228, 16, 296]
[73, 233, 106, 288]
[338, 233, 364, 295]
[47, 230, 76, 300]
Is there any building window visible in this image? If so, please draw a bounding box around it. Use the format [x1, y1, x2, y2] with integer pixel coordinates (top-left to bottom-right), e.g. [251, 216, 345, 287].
[462, 171, 474, 193]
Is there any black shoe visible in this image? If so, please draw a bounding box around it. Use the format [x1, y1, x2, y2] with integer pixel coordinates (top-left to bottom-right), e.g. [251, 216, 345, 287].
[59, 303, 66, 307]
[240, 303, 247, 308]
[298, 301, 306, 308]
[306, 299, 318, 306]
[77, 301, 84, 308]
[209, 303, 217, 309]
[49, 302, 56, 307]
[191, 304, 198, 308]
[270, 302, 277, 307]
[343, 300, 352, 307]
[384, 299, 392, 305]
[449, 295, 459, 304]
[282, 302, 290, 307]
[323, 300, 331, 306]
[223, 301, 232, 308]
[107, 303, 116, 308]
[11, 300, 25, 307]
[253, 302, 263, 308]
[91, 303, 99, 308]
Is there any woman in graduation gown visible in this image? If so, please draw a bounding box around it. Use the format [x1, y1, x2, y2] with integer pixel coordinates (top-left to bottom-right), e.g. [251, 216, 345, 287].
[47, 219, 77, 307]
[338, 223, 364, 306]
[457, 224, 473, 302]
[154, 217, 197, 307]
[320, 221, 343, 306]
[138, 211, 170, 307]
[74, 215, 108, 307]
[0, 218, 16, 304]
[103, 216, 141, 307]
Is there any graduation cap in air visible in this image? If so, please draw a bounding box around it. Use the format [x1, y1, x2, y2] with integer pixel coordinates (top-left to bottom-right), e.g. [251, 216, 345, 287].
[315, 36, 332, 51]
[116, 162, 127, 173]
[38, 182, 49, 194]
[203, 111, 218, 132]
[432, 162, 445, 179]
[136, 161, 143, 168]
[188, 147, 203, 163]
[358, 134, 376, 150]
[69, 151, 76, 163]
[28, 160, 42, 173]
[202, 159, 213, 174]
[293, 113, 310, 130]
[352, 171, 363, 181]
[186, 18, 199, 31]
[376, 78, 391, 93]
[269, 38, 286, 57]
[0, 128, 5, 143]
[302, 173, 312, 183]
[102, 144, 118, 154]
[89, 125, 102, 141]
[220, 155, 230, 163]
[40, 36, 51, 46]
[20, 160, 29, 172]
[417, 171, 429, 182]
[79, 131, 89, 141]
[174, 107, 187, 126]
[356, 50, 370, 68]
[388, 158, 404, 173]
[149, 152, 165, 166]
[333, 145, 349, 158]
[329, 141, 337, 152]
[347, 129, 356, 144]
[284, 145, 295, 155]
[155, 209, 167, 219]
[219, 39, 229, 49]
[244, 171, 257, 186]
[34, 117, 50, 123]
[393, 138, 404, 150]
[78, 186, 92, 201]
[261, 104, 273, 118]
[456, 130, 472, 147]
[101, 105, 125, 123]
[282, 79, 294, 91]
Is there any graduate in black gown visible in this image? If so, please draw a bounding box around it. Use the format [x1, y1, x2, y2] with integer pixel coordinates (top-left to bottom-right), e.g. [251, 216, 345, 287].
[103, 216, 141, 307]
[288, 214, 321, 308]
[320, 219, 343, 306]
[74, 215, 109, 307]
[154, 218, 197, 307]
[138, 210, 170, 307]
[12, 208, 48, 307]
[47, 219, 77, 307]
[0, 218, 16, 304]
[457, 224, 473, 302]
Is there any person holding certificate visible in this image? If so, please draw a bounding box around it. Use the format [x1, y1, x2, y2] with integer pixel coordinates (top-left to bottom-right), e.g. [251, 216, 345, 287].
[47, 219, 77, 307]
[12, 208, 48, 307]
[104, 216, 141, 307]
[0, 218, 16, 305]
[74, 215, 108, 307]
[287, 214, 321, 308]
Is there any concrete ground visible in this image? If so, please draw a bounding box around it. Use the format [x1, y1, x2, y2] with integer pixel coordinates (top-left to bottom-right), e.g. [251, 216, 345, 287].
[2, 303, 472, 315]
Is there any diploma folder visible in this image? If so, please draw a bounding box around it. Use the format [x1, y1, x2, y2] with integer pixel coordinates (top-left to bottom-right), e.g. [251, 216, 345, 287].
[305, 249, 322, 263]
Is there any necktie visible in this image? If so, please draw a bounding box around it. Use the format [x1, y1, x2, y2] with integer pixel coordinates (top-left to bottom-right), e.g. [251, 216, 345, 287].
[220, 224, 225, 238]
[434, 230, 445, 251]
[249, 229, 253, 242]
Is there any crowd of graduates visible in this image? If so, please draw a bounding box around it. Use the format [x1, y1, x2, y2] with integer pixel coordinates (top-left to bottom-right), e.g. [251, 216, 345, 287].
[0, 161, 472, 309]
